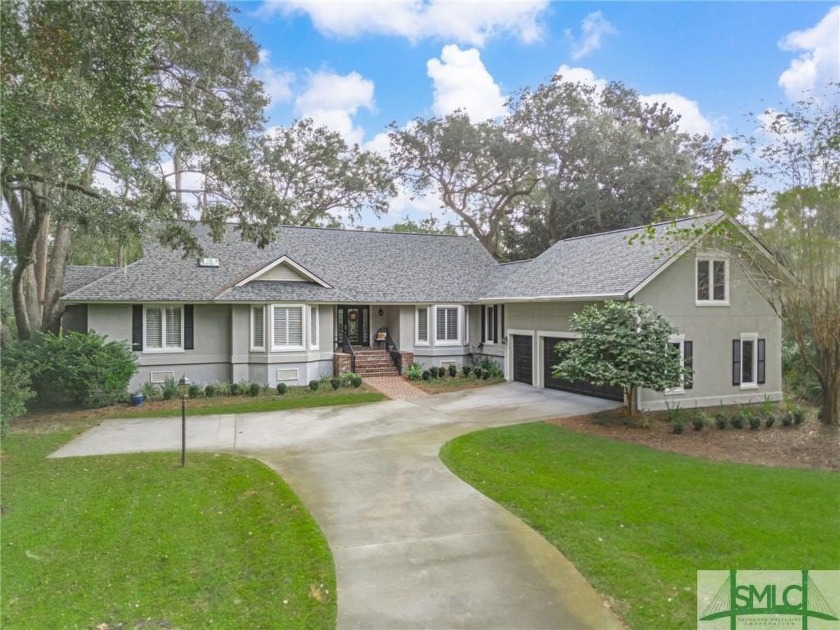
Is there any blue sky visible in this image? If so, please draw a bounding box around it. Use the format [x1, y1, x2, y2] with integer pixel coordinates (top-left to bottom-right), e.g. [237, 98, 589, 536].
[228, 1, 839, 222]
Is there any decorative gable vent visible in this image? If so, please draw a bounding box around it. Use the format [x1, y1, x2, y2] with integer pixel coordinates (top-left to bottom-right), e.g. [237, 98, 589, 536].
[199, 257, 220, 268]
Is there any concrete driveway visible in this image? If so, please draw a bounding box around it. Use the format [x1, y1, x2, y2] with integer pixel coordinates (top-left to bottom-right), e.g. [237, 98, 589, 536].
[52, 382, 623, 629]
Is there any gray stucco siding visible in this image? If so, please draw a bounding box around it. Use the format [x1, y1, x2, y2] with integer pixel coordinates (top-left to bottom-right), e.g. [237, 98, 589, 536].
[634, 250, 782, 410]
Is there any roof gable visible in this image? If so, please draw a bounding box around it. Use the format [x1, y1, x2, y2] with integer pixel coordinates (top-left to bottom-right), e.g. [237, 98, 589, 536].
[235, 255, 332, 288]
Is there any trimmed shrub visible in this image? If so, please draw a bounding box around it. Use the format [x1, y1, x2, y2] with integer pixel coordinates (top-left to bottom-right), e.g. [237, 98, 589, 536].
[351, 375, 362, 388]
[438, 366, 447, 378]
[204, 384, 217, 398]
[188, 383, 204, 399]
[481, 370, 490, 380]
[429, 367, 438, 379]
[665, 402, 683, 424]
[422, 370, 431, 381]
[791, 407, 806, 425]
[764, 413, 776, 428]
[781, 411, 793, 427]
[691, 411, 706, 431]
[462, 365, 472, 378]
[330, 377, 341, 390]
[715, 414, 727, 430]
[309, 380, 319, 392]
[248, 382, 261, 397]
[473, 368, 483, 380]
[748, 415, 761, 430]
[730, 412, 745, 430]
[340, 371, 360, 387]
[276, 383, 287, 395]
[230, 383, 242, 396]
[673, 420, 684, 434]
[448, 364, 457, 378]
[0, 363, 34, 436]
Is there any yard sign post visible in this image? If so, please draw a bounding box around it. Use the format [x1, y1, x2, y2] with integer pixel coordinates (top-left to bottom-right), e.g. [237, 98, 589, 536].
[178, 374, 190, 467]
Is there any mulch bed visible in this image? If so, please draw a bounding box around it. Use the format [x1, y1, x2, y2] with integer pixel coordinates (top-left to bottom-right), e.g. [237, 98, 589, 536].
[548, 409, 839, 471]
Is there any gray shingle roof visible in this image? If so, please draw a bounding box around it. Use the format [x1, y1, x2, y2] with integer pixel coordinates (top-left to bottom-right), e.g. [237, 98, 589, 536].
[482, 214, 721, 301]
[62, 215, 723, 304]
[63, 224, 498, 303]
[63, 266, 119, 295]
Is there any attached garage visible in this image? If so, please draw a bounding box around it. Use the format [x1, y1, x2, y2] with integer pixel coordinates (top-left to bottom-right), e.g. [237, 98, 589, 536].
[511, 334, 533, 384]
[542, 337, 623, 402]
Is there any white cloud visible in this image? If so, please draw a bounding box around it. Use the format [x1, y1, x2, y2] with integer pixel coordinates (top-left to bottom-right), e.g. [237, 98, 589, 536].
[294, 71, 376, 145]
[778, 6, 840, 102]
[256, 0, 547, 47]
[256, 49, 294, 107]
[556, 65, 715, 136]
[427, 45, 507, 121]
[566, 11, 616, 60]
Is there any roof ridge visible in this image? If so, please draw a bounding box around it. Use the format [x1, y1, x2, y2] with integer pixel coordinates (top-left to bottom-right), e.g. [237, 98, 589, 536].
[183, 220, 472, 240]
[556, 213, 719, 243]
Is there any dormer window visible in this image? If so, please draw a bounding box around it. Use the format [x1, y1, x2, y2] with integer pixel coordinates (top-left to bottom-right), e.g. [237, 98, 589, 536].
[696, 257, 728, 305]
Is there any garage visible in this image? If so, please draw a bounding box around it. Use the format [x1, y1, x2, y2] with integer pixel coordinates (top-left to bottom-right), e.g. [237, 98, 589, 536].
[542, 337, 624, 401]
[512, 334, 533, 384]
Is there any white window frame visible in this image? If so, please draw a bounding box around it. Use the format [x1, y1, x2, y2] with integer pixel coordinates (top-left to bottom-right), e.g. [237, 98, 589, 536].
[740, 332, 759, 389]
[416, 306, 430, 346]
[309, 305, 319, 351]
[464, 305, 469, 345]
[665, 334, 686, 395]
[484, 305, 496, 345]
[250, 305, 266, 352]
[435, 305, 462, 346]
[695, 255, 729, 306]
[143, 305, 184, 353]
[271, 304, 306, 352]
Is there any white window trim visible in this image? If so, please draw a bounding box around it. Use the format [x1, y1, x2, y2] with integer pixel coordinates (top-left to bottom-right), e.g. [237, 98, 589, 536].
[415, 306, 430, 346]
[740, 332, 759, 390]
[434, 304, 462, 346]
[250, 305, 266, 352]
[271, 303, 306, 352]
[143, 304, 184, 353]
[309, 305, 319, 351]
[464, 305, 469, 345]
[484, 305, 496, 345]
[665, 334, 686, 395]
[695, 255, 730, 306]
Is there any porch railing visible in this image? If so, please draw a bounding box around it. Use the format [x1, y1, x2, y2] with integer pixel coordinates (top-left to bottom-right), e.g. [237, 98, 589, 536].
[340, 333, 357, 373]
[384, 331, 402, 375]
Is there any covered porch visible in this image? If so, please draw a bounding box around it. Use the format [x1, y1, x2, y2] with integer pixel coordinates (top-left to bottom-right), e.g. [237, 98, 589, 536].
[333, 304, 413, 377]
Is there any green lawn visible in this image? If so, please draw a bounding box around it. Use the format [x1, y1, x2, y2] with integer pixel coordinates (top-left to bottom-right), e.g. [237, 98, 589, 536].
[1, 430, 336, 629]
[441, 423, 840, 630]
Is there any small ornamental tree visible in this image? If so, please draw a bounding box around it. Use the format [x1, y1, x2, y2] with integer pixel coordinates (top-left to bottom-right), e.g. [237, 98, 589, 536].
[552, 301, 688, 416]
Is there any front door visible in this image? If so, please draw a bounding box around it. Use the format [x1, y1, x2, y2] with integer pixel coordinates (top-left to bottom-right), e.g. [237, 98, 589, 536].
[337, 306, 370, 346]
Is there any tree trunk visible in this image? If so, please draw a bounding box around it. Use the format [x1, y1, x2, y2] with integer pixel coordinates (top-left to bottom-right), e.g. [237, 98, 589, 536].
[625, 386, 635, 416]
[821, 370, 839, 426]
[34, 212, 50, 305]
[41, 221, 73, 335]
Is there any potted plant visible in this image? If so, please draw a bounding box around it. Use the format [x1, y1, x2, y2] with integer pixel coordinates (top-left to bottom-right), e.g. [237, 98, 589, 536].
[131, 391, 144, 406]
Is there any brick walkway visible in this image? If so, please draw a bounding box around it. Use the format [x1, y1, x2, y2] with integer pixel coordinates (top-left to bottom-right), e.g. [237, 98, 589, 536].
[364, 376, 429, 400]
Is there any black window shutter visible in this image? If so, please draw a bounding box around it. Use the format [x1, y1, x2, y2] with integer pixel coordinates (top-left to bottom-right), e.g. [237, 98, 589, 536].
[684, 341, 693, 390]
[757, 338, 766, 384]
[500, 305, 505, 339]
[132, 305, 143, 351]
[732, 340, 741, 386]
[492, 305, 499, 343]
[480, 306, 486, 342]
[184, 305, 194, 350]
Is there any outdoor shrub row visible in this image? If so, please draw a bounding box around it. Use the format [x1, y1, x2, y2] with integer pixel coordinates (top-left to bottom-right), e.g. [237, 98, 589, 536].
[667, 402, 806, 434]
[408, 359, 503, 382]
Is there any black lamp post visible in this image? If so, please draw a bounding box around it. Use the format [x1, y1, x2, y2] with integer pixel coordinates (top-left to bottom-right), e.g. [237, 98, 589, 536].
[178, 374, 190, 467]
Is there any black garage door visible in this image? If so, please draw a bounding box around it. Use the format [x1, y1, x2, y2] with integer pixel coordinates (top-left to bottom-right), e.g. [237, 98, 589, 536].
[512, 335, 533, 384]
[543, 337, 623, 401]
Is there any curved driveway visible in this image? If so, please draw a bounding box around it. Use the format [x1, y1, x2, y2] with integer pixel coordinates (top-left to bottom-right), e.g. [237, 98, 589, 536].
[52, 383, 623, 629]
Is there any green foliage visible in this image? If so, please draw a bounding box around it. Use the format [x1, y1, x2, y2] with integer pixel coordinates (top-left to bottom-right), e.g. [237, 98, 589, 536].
[309, 380, 319, 392]
[188, 383, 204, 399]
[437, 366, 447, 378]
[161, 376, 179, 401]
[691, 411, 706, 431]
[730, 412, 745, 430]
[339, 371, 360, 387]
[448, 364, 457, 378]
[748, 415, 761, 430]
[715, 413, 728, 430]
[462, 365, 472, 378]
[781, 411, 794, 427]
[791, 406, 806, 425]
[764, 414, 776, 429]
[350, 375, 362, 388]
[473, 368, 483, 380]
[477, 357, 504, 379]
[330, 378, 341, 391]
[204, 384, 216, 398]
[229, 383, 242, 396]
[672, 420, 684, 434]
[553, 302, 687, 415]
[4, 332, 137, 407]
[422, 370, 431, 381]
[276, 383, 287, 395]
[428, 366, 438, 379]
[214, 381, 231, 397]
[0, 362, 34, 435]
[248, 382, 261, 397]
[665, 402, 683, 424]
[407, 362, 424, 381]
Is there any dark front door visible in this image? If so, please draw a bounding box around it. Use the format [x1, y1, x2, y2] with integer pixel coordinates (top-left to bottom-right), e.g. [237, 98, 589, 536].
[543, 337, 624, 401]
[337, 306, 370, 346]
[512, 334, 533, 384]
